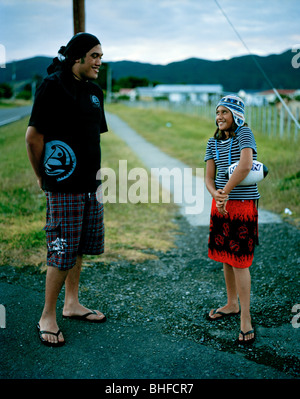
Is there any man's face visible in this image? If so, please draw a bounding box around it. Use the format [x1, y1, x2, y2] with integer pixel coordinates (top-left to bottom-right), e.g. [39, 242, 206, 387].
[73, 44, 103, 80]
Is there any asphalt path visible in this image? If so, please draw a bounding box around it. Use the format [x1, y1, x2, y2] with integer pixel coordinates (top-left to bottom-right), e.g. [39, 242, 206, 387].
[0, 108, 299, 387]
[0, 105, 32, 126]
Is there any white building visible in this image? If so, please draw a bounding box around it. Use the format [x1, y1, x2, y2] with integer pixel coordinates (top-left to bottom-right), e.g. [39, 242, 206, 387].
[136, 84, 223, 103]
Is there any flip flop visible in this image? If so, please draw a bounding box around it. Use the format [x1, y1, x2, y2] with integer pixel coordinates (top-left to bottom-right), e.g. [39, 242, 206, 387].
[207, 308, 240, 321]
[238, 329, 255, 345]
[37, 323, 65, 347]
[63, 310, 106, 323]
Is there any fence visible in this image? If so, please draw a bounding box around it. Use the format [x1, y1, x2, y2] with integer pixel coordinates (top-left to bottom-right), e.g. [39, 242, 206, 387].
[126, 100, 300, 141]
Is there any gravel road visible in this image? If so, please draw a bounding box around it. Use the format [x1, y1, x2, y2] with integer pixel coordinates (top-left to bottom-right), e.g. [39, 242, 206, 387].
[0, 110, 299, 381]
[0, 215, 299, 379]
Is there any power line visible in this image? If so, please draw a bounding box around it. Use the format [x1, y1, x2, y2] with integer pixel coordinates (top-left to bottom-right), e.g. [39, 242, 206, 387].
[214, 0, 300, 128]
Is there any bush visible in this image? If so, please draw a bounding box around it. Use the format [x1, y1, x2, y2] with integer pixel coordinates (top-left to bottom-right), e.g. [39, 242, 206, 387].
[0, 83, 13, 99]
[16, 90, 32, 100]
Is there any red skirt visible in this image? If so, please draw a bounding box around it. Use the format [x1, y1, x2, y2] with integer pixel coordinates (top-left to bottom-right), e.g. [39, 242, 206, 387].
[208, 199, 258, 268]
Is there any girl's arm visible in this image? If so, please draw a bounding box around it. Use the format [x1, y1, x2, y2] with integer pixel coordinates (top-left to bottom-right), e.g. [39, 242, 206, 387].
[205, 159, 228, 212]
[223, 147, 253, 195]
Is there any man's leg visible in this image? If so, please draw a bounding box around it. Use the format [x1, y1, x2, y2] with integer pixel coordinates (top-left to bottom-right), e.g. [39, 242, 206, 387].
[63, 255, 105, 321]
[39, 266, 68, 344]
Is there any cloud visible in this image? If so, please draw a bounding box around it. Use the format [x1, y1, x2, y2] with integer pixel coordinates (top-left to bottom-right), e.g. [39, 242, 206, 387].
[1, 0, 299, 64]
[0, 0, 73, 60]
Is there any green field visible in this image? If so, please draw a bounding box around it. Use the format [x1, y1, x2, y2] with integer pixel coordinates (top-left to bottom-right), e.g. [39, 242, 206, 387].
[0, 117, 177, 268]
[0, 103, 299, 268]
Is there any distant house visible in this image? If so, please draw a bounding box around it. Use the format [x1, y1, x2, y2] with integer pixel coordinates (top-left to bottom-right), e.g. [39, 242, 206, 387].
[134, 86, 155, 101]
[237, 90, 267, 106]
[136, 84, 223, 103]
[257, 89, 298, 103]
[237, 89, 300, 106]
[118, 88, 137, 101]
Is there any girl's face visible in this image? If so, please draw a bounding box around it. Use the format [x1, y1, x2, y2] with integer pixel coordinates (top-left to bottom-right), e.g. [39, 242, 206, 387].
[216, 106, 234, 132]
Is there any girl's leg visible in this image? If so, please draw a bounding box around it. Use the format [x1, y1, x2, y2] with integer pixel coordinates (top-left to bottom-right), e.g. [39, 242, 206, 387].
[223, 263, 240, 310]
[209, 263, 239, 318]
[233, 267, 254, 341]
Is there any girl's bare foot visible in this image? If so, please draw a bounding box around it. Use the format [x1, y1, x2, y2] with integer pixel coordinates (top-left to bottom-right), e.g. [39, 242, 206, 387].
[208, 304, 240, 320]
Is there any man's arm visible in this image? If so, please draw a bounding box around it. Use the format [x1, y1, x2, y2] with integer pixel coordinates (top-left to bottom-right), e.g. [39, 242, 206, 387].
[25, 126, 44, 189]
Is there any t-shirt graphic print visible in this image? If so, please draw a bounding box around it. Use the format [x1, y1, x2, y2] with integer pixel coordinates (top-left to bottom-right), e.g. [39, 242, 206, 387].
[44, 140, 77, 182]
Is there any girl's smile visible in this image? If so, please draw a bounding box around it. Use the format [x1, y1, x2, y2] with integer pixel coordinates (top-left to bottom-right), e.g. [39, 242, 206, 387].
[216, 105, 234, 132]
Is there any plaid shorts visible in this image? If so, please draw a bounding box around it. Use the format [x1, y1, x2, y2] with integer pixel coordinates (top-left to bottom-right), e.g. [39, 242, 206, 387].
[43, 191, 104, 270]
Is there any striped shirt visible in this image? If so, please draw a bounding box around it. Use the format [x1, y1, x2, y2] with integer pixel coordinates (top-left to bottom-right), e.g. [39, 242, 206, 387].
[204, 126, 260, 200]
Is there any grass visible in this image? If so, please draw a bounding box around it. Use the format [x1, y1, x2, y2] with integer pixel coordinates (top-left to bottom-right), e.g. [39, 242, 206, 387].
[100, 130, 178, 263]
[105, 103, 300, 223]
[0, 117, 177, 268]
[0, 99, 32, 108]
[1, 103, 299, 268]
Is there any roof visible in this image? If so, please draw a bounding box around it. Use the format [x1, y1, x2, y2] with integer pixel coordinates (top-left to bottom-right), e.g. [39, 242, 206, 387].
[258, 89, 297, 96]
[153, 84, 223, 93]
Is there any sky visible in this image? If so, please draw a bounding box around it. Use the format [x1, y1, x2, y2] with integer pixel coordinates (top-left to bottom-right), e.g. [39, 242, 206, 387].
[1, 0, 300, 65]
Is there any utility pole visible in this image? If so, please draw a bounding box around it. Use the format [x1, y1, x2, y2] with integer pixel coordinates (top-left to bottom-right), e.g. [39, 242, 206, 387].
[73, 0, 85, 34]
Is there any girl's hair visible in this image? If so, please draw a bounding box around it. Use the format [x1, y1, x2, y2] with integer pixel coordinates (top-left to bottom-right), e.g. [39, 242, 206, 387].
[214, 122, 248, 140]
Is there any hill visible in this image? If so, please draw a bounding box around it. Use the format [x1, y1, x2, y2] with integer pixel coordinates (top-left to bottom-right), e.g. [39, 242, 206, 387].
[0, 50, 298, 92]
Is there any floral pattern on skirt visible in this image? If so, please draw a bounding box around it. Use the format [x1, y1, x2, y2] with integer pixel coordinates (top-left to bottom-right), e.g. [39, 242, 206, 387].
[208, 199, 258, 268]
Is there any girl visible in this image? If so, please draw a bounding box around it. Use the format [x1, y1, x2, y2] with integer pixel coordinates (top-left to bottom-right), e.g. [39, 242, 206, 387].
[204, 94, 260, 344]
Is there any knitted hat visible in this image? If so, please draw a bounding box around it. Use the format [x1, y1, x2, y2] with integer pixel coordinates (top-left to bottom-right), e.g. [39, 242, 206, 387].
[216, 95, 245, 127]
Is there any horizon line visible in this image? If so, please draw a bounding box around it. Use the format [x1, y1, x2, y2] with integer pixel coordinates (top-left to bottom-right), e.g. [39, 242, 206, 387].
[4, 47, 293, 67]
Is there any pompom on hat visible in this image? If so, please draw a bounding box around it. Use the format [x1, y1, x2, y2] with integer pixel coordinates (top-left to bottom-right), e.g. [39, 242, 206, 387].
[216, 94, 245, 127]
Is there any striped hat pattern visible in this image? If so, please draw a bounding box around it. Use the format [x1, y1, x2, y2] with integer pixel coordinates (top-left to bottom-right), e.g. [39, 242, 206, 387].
[216, 95, 245, 127]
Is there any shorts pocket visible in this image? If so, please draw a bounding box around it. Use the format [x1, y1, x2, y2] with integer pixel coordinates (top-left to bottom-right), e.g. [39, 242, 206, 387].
[43, 220, 61, 232]
[44, 220, 69, 255]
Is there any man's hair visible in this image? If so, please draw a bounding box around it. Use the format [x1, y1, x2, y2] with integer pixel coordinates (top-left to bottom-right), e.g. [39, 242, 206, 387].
[47, 32, 100, 75]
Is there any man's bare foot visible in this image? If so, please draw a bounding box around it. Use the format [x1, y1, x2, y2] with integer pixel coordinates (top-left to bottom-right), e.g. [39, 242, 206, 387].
[37, 318, 65, 346]
[63, 303, 106, 322]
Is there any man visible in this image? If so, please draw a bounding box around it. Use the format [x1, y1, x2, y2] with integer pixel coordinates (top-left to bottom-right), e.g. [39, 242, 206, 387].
[26, 33, 108, 346]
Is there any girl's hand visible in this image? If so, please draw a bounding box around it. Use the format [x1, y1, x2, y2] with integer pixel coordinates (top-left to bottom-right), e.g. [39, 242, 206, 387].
[214, 189, 228, 215]
[216, 200, 228, 215]
[214, 188, 228, 203]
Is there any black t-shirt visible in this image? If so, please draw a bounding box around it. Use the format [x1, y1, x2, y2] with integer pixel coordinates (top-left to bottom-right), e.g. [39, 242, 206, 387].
[29, 70, 108, 193]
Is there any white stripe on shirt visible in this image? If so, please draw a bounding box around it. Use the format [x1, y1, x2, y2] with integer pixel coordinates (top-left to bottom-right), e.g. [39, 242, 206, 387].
[204, 126, 260, 200]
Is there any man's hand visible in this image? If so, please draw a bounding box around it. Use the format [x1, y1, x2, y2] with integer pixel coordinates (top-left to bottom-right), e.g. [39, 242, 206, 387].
[37, 176, 43, 190]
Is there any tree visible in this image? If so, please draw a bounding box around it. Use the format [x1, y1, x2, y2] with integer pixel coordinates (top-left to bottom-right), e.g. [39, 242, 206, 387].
[0, 83, 13, 99]
[116, 76, 150, 89]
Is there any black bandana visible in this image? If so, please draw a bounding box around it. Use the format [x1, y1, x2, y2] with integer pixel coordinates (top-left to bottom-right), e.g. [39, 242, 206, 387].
[47, 33, 100, 75]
